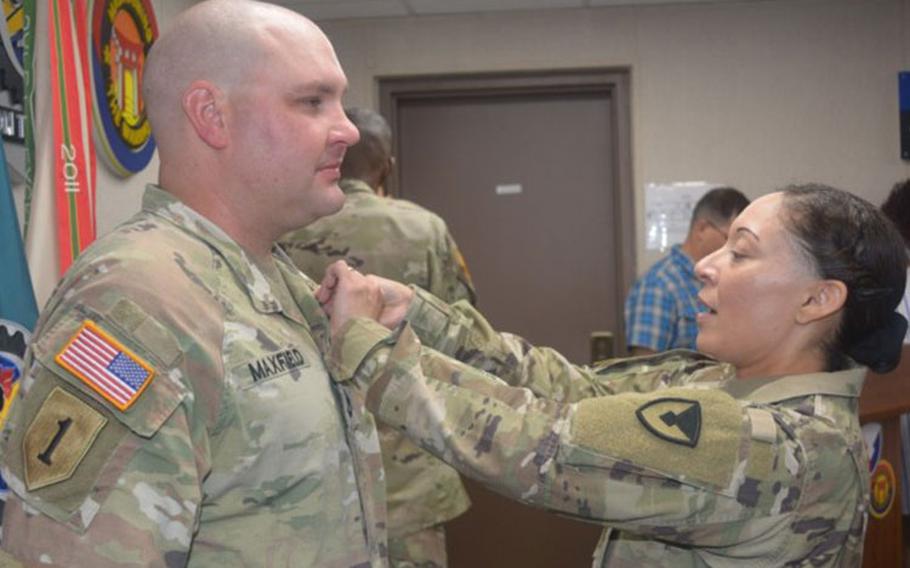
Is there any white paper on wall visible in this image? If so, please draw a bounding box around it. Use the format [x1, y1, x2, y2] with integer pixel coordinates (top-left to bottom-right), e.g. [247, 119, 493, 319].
[644, 181, 721, 252]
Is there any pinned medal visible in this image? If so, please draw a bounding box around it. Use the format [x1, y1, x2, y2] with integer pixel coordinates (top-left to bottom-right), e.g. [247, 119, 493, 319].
[55, 321, 155, 412]
[635, 398, 702, 448]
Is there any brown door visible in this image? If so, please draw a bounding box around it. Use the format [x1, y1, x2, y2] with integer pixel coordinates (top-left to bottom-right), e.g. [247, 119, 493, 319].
[396, 88, 623, 365]
[385, 72, 633, 567]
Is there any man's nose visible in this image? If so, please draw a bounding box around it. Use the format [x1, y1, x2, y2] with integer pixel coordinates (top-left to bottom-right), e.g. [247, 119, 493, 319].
[335, 113, 360, 146]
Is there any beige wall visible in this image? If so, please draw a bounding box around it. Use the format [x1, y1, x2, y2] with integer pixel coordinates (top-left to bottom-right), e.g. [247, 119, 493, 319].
[318, 0, 910, 272]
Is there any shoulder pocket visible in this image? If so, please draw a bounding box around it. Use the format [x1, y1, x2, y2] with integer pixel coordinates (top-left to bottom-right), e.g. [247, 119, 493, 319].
[1, 302, 187, 532]
[564, 388, 747, 493]
[32, 301, 186, 438]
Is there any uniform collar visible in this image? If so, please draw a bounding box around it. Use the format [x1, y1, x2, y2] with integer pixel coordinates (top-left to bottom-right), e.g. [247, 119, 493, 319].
[142, 185, 307, 324]
[339, 178, 376, 196]
[720, 366, 866, 404]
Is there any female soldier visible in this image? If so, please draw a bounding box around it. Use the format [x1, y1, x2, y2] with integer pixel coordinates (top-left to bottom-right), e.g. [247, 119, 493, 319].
[320, 184, 907, 567]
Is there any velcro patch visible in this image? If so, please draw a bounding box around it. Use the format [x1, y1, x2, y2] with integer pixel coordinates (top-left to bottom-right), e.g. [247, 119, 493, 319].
[571, 388, 745, 489]
[55, 320, 155, 412]
[24, 387, 107, 491]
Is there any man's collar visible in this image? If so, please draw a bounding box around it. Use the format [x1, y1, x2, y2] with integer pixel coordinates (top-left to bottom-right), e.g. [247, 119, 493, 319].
[339, 178, 376, 196]
[669, 244, 696, 273]
[142, 185, 304, 322]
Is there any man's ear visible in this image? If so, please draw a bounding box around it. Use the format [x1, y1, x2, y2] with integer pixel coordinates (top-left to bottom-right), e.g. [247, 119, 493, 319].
[796, 279, 847, 324]
[182, 81, 229, 149]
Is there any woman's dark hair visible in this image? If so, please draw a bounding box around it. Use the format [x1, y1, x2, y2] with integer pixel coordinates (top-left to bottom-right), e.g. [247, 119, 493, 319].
[781, 184, 908, 373]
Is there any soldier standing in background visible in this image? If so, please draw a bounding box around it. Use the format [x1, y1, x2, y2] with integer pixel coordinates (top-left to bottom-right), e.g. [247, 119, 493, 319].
[281, 107, 474, 567]
[0, 1, 389, 566]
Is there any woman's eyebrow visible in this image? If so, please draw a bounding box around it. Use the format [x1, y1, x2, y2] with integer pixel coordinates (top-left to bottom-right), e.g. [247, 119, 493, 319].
[734, 227, 760, 241]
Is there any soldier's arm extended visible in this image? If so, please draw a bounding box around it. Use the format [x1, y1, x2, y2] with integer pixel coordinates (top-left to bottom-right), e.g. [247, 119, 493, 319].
[330, 319, 804, 547]
[0, 308, 206, 567]
[403, 286, 730, 402]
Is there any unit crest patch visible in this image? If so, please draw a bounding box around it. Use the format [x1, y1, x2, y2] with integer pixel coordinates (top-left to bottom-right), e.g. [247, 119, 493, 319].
[24, 387, 107, 491]
[89, 0, 159, 176]
[635, 397, 702, 448]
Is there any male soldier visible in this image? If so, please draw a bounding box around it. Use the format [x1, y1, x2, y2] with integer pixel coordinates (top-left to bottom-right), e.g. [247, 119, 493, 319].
[280, 107, 474, 567]
[625, 187, 748, 355]
[0, 1, 388, 566]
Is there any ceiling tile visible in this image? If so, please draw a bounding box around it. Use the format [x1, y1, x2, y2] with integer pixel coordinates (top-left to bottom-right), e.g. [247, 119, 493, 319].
[275, 0, 410, 20]
[407, 0, 585, 15]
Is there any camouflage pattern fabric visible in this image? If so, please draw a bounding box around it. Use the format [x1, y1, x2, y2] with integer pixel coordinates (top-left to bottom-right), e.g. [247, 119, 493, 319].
[386, 524, 447, 568]
[280, 179, 475, 307]
[328, 287, 870, 567]
[280, 178, 473, 548]
[0, 186, 388, 567]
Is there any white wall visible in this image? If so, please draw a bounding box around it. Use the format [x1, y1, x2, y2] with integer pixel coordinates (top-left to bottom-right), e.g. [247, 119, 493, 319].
[317, 0, 910, 272]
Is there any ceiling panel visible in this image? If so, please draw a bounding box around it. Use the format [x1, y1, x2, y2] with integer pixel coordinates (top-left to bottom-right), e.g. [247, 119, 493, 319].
[406, 0, 586, 16]
[275, 0, 410, 20]
[281, 0, 772, 21]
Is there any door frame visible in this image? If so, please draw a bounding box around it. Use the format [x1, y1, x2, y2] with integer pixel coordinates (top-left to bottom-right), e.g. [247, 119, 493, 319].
[379, 68, 635, 353]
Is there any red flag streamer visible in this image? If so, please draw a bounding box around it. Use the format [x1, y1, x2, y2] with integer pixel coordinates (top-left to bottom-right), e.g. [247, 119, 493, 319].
[48, 0, 96, 272]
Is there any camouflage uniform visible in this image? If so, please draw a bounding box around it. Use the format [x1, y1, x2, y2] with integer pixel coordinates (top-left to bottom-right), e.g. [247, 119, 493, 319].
[0, 186, 388, 567]
[280, 178, 474, 567]
[328, 287, 870, 567]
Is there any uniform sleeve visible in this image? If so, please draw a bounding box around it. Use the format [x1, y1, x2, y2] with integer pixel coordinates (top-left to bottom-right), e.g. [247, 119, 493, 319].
[404, 287, 719, 402]
[426, 223, 477, 307]
[0, 307, 205, 568]
[330, 320, 805, 548]
[624, 273, 675, 352]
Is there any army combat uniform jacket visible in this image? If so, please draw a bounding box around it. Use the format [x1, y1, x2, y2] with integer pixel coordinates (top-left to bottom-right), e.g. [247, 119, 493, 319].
[328, 288, 869, 567]
[280, 178, 473, 539]
[0, 186, 387, 567]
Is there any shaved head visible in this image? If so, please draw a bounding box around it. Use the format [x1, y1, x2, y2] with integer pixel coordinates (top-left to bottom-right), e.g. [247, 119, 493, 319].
[141, 0, 357, 257]
[143, 0, 324, 151]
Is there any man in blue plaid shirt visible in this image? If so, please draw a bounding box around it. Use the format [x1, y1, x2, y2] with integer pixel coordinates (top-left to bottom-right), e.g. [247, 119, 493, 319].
[625, 187, 749, 356]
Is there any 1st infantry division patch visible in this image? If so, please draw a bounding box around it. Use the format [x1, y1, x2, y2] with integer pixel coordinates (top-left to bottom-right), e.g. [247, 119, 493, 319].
[23, 387, 107, 491]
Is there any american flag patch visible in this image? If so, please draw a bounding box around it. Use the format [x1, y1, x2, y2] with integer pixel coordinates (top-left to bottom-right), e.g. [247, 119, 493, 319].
[55, 321, 155, 412]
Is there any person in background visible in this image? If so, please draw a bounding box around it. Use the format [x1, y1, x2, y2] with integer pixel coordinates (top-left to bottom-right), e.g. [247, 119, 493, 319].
[881, 179, 910, 343]
[280, 107, 475, 567]
[625, 187, 749, 355]
[320, 184, 906, 566]
[0, 1, 389, 566]
[880, 179, 910, 518]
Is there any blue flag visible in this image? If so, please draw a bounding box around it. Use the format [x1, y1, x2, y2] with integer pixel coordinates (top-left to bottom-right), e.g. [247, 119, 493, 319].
[0, 140, 38, 496]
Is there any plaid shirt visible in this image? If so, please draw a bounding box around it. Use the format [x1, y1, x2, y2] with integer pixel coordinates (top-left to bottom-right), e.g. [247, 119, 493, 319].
[624, 245, 703, 351]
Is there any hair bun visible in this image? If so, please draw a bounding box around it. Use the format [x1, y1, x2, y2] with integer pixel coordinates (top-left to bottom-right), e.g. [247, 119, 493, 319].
[847, 311, 908, 373]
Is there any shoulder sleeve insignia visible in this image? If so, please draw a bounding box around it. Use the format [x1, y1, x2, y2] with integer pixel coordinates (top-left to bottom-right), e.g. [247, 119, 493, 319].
[453, 247, 474, 286]
[24, 387, 108, 491]
[54, 320, 156, 412]
[635, 397, 702, 447]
